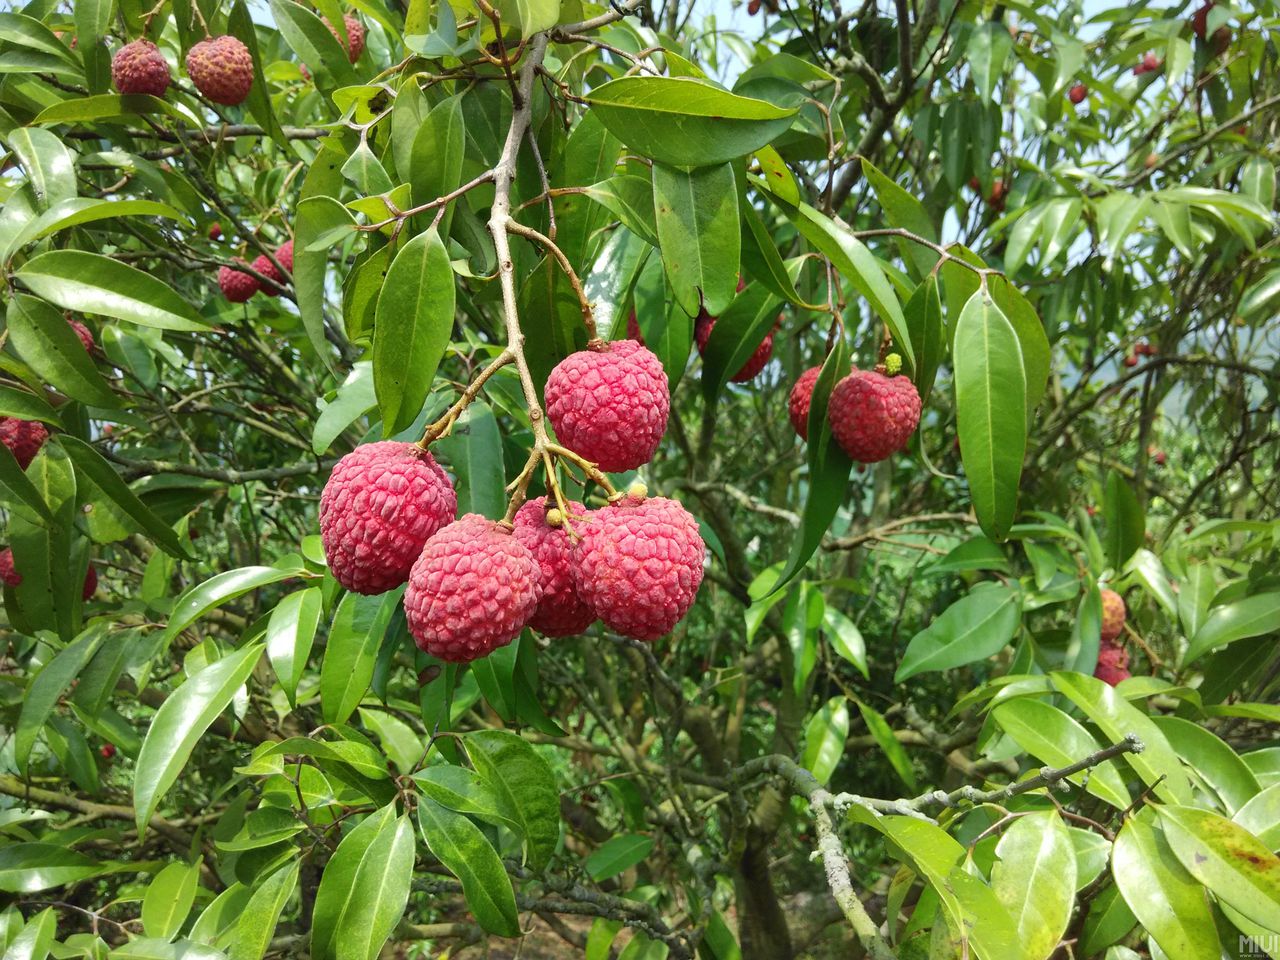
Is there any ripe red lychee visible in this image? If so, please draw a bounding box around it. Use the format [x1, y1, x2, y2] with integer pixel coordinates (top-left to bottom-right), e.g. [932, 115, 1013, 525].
[218, 261, 259, 302]
[1134, 52, 1160, 75]
[209, 222, 222, 240]
[545, 340, 670, 473]
[1068, 82, 1087, 104]
[1094, 640, 1130, 686]
[1100, 588, 1126, 643]
[404, 514, 541, 662]
[320, 441, 457, 595]
[0, 548, 19, 587]
[100, 742, 116, 759]
[68, 318, 94, 352]
[1123, 354, 1138, 368]
[1144, 152, 1159, 170]
[572, 492, 705, 641]
[0, 418, 50, 470]
[626, 309, 643, 344]
[828, 369, 921, 463]
[1191, 1, 1213, 37]
[186, 35, 254, 106]
[513, 497, 597, 637]
[252, 240, 293, 296]
[111, 39, 171, 96]
[1148, 446, 1167, 466]
[695, 312, 778, 383]
[987, 178, 1007, 211]
[83, 564, 97, 600]
[325, 13, 365, 63]
[788, 366, 822, 440]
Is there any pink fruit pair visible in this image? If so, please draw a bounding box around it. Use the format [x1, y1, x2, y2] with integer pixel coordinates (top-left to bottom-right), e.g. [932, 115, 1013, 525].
[788, 366, 922, 462]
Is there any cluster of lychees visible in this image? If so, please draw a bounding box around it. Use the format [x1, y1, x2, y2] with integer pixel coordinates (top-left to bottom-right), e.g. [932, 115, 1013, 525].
[1093, 588, 1131, 686]
[787, 360, 922, 462]
[219, 240, 294, 302]
[320, 337, 705, 663]
[0, 319, 100, 601]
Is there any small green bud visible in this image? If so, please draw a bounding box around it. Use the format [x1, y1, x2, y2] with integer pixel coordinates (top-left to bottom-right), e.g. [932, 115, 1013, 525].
[884, 353, 903, 376]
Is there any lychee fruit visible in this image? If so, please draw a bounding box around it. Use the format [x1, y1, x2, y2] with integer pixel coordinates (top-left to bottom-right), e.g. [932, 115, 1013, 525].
[545, 340, 670, 473]
[186, 35, 254, 106]
[68, 318, 94, 353]
[83, 564, 97, 600]
[1100, 588, 1126, 643]
[100, 742, 116, 759]
[1134, 52, 1160, 75]
[0, 548, 19, 587]
[513, 497, 597, 637]
[828, 369, 921, 463]
[1093, 640, 1130, 686]
[1068, 82, 1087, 104]
[987, 179, 1007, 212]
[320, 440, 457, 595]
[626, 309, 644, 344]
[252, 240, 293, 296]
[1148, 446, 1167, 466]
[0, 418, 50, 470]
[325, 13, 365, 63]
[788, 366, 822, 440]
[571, 493, 705, 641]
[1191, 1, 1214, 38]
[1144, 152, 1159, 170]
[695, 312, 777, 383]
[1123, 354, 1138, 368]
[218, 261, 259, 302]
[111, 39, 171, 96]
[209, 222, 222, 240]
[404, 514, 541, 662]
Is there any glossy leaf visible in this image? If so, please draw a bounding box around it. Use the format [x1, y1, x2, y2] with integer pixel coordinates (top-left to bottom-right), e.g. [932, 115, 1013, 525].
[141, 861, 200, 941]
[991, 810, 1076, 959]
[1185, 592, 1280, 666]
[417, 797, 520, 937]
[896, 583, 1021, 682]
[800, 696, 848, 786]
[652, 161, 740, 317]
[266, 587, 322, 707]
[586, 834, 655, 881]
[321, 590, 398, 724]
[463, 730, 559, 872]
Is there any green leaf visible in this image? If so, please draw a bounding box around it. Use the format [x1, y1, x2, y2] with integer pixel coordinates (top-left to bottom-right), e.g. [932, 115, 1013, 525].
[585, 77, 798, 167]
[227, 0, 287, 152]
[31, 94, 176, 125]
[991, 810, 1076, 959]
[1103, 470, 1144, 570]
[266, 587, 322, 707]
[857, 700, 916, 791]
[269, 0, 357, 89]
[16, 251, 206, 331]
[1112, 813, 1220, 960]
[1157, 806, 1280, 932]
[321, 591, 398, 725]
[1051, 671, 1192, 804]
[412, 764, 516, 829]
[954, 289, 1027, 539]
[822, 606, 867, 678]
[992, 699, 1132, 809]
[3, 907, 55, 960]
[4, 127, 75, 209]
[16, 626, 104, 775]
[1235, 783, 1280, 850]
[1185, 592, 1280, 666]
[142, 861, 200, 941]
[434, 401, 505, 519]
[163, 566, 304, 650]
[12, 198, 189, 249]
[800, 695, 848, 786]
[493, 0, 559, 35]
[253, 737, 390, 781]
[358, 710, 422, 775]
[0, 385, 61, 427]
[767, 342, 851, 595]
[699, 283, 780, 404]
[1151, 716, 1260, 815]
[861, 157, 938, 279]
[230, 861, 297, 960]
[373, 228, 456, 434]
[901, 275, 944, 403]
[0, 846, 112, 893]
[294, 194, 354, 370]
[968, 21, 1014, 100]
[463, 730, 559, 872]
[313, 361, 376, 455]
[312, 804, 416, 960]
[416, 797, 520, 937]
[581, 177, 659, 247]
[586, 834, 655, 881]
[59, 437, 193, 560]
[652, 161, 740, 317]
[895, 583, 1021, 682]
[134, 644, 264, 831]
[409, 95, 465, 236]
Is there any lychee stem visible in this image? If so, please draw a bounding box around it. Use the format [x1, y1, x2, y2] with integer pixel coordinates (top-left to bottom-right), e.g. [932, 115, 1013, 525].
[419, 348, 515, 446]
[505, 220, 596, 339]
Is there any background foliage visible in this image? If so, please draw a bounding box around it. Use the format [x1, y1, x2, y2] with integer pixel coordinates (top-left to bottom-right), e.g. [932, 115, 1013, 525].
[0, 0, 1278, 957]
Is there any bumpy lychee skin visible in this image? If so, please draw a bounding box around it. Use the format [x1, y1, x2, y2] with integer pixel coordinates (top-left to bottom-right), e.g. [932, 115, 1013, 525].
[112, 39, 171, 96]
[320, 441, 457, 595]
[694, 313, 775, 383]
[186, 35, 254, 106]
[404, 515, 541, 662]
[325, 13, 365, 63]
[788, 366, 822, 440]
[1100, 588, 1126, 643]
[828, 369, 921, 462]
[626, 309, 644, 344]
[218, 261, 258, 302]
[572, 494, 705, 642]
[68, 318, 94, 353]
[252, 241, 292, 296]
[545, 340, 670, 473]
[513, 497, 597, 637]
[0, 418, 50, 470]
[1094, 640, 1130, 686]
[0, 548, 20, 587]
